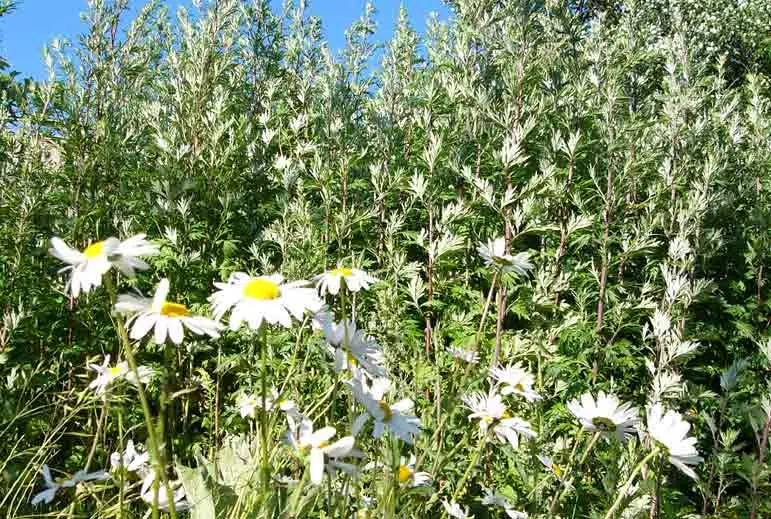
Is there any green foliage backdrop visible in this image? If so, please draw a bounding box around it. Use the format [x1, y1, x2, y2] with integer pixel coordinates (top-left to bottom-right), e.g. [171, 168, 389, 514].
[0, 0, 770, 518]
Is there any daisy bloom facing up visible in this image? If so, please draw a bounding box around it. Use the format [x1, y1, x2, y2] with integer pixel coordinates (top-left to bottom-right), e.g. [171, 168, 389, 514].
[315, 267, 378, 296]
[349, 376, 422, 444]
[489, 363, 540, 402]
[116, 279, 222, 345]
[462, 390, 536, 449]
[49, 234, 158, 297]
[364, 454, 432, 488]
[209, 273, 322, 330]
[287, 417, 360, 485]
[567, 392, 638, 441]
[646, 403, 703, 479]
[88, 355, 152, 395]
[477, 238, 533, 276]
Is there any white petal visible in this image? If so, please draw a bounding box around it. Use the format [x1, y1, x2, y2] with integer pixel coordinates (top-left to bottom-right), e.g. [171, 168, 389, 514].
[310, 448, 325, 485]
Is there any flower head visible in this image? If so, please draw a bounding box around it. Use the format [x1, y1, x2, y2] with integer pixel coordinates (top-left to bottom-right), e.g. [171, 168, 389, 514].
[348, 376, 421, 444]
[477, 238, 532, 275]
[462, 390, 536, 449]
[237, 387, 295, 418]
[448, 347, 479, 364]
[209, 272, 322, 330]
[88, 355, 152, 395]
[489, 363, 540, 402]
[538, 455, 566, 481]
[324, 319, 386, 379]
[31, 464, 109, 506]
[287, 415, 360, 485]
[443, 499, 472, 519]
[49, 234, 158, 297]
[567, 392, 638, 441]
[116, 279, 222, 345]
[646, 403, 703, 479]
[315, 267, 378, 296]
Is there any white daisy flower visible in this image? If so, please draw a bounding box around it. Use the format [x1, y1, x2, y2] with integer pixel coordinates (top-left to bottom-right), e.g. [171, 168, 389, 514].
[443, 499, 473, 519]
[448, 347, 479, 364]
[348, 376, 421, 444]
[209, 272, 322, 330]
[462, 391, 536, 449]
[139, 471, 190, 512]
[324, 319, 386, 379]
[489, 363, 540, 402]
[115, 279, 222, 345]
[88, 355, 152, 395]
[110, 440, 150, 474]
[477, 238, 533, 275]
[365, 454, 431, 488]
[538, 454, 566, 481]
[49, 234, 158, 297]
[481, 490, 528, 518]
[31, 464, 109, 506]
[646, 403, 703, 479]
[287, 416, 360, 485]
[314, 267, 378, 296]
[567, 392, 638, 441]
[236, 387, 295, 418]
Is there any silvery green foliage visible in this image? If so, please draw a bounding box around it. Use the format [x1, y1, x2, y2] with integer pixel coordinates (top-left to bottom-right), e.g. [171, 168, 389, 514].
[1, 0, 771, 518]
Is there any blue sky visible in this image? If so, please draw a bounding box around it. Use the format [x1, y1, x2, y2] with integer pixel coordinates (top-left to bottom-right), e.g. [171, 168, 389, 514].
[0, 0, 450, 79]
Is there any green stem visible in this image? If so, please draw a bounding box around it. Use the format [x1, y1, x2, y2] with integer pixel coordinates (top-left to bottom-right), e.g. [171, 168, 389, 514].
[105, 274, 177, 519]
[259, 323, 270, 492]
[474, 271, 498, 351]
[604, 448, 661, 519]
[290, 465, 310, 516]
[452, 431, 487, 500]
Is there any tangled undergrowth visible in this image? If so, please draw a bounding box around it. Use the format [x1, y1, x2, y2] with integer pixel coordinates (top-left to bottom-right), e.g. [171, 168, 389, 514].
[1, 0, 770, 518]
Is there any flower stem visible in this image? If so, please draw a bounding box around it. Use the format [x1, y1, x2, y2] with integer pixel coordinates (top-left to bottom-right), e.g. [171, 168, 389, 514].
[105, 274, 177, 519]
[259, 323, 270, 492]
[604, 448, 661, 519]
[452, 432, 487, 500]
[474, 271, 498, 351]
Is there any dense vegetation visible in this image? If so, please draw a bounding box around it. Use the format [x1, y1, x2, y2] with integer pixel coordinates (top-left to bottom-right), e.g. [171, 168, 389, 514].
[1, 0, 770, 518]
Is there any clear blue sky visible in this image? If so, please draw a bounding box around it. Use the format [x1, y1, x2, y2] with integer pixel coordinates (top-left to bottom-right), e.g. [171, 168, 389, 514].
[0, 0, 450, 79]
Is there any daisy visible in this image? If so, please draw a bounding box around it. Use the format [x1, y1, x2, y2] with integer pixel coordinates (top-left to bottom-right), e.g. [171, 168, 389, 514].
[462, 390, 536, 448]
[315, 267, 378, 296]
[209, 272, 322, 330]
[115, 279, 222, 345]
[324, 320, 386, 378]
[442, 499, 473, 519]
[287, 416, 360, 485]
[567, 392, 639, 441]
[364, 454, 432, 488]
[482, 489, 528, 518]
[49, 234, 158, 297]
[139, 471, 190, 512]
[646, 403, 703, 479]
[237, 387, 295, 418]
[110, 440, 150, 474]
[31, 464, 109, 506]
[489, 363, 540, 402]
[348, 376, 421, 444]
[448, 347, 479, 364]
[538, 454, 566, 481]
[88, 355, 152, 395]
[477, 238, 533, 275]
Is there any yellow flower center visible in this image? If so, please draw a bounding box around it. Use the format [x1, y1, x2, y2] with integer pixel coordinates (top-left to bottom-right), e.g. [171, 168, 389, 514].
[331, 267, 353, 277]
[108, 366, 123, 376]
[552, 463, 563, 478]
[346, 351, 359, 367]
[160, 301, 189, 317]
[317, 441, 330, 449]
[243, 278, 281, 300]
[591, 416, 617, 432]
[514, 383, 525, 393]
[378, 400, 393, 422]
[83, 241, 105, 258]
[397, 464, 413, 484]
